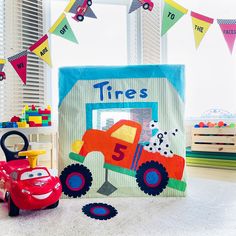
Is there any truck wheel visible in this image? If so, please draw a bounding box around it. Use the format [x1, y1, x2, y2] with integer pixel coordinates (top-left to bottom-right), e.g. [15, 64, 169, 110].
[143, 3, 150, 10]
[87, 0, 92, 6]
[77, 15, 84, 21]
[136, 161, 169, 196]
[60, 164, 92, 198]
[8, 195, 20, 217]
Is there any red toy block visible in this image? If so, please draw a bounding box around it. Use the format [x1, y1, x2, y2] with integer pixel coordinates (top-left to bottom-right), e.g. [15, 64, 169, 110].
[42, 116, 48, 120]
[11, 116, 20, 122]
[38, 109, 51, 115]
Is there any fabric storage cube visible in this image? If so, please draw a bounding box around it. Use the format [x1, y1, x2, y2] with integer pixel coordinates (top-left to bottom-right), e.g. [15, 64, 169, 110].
[59, 65, 186, 198]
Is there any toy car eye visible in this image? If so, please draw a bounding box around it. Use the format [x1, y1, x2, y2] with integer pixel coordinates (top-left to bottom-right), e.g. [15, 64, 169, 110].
[28, 173, 34, 178]
[37, 173, 42, 177]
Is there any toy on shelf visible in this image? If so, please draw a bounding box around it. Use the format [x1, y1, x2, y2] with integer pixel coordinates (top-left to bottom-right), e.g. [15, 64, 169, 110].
[0, 105, 51, 129]
[194, 121, 234, 128]
[0, 131, 61, 217]
[0, 59, 6, 81]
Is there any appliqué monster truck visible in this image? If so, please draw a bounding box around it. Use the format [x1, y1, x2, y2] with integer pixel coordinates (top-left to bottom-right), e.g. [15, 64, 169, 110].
[60, 120, 186, 197]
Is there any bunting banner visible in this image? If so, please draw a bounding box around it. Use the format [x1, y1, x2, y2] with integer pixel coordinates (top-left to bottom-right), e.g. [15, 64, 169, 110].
[29, 34, 52, 66]
[217, 19, 236, 54]
[161, 0, 188, 36]
[49, 13, 78, 44]
[0, 59, 6, 72]
[191, 11, 214, 49]
[8, 51, 28, 85]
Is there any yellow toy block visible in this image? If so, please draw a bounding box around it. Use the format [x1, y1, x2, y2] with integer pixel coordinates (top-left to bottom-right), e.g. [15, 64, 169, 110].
[29, 116, 42, 124]
[17, 121, 29, 128]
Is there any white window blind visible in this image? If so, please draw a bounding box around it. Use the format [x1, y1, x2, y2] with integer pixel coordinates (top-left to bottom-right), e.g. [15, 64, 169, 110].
[0, 0, 49, 121]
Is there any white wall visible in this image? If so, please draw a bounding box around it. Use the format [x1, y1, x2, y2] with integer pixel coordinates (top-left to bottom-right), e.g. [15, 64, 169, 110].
[166, 0, 236, 118]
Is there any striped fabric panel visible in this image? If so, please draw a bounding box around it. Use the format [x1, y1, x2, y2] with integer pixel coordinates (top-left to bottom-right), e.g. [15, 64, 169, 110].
[8, 50, 28, 62]
[217, 19, 236, 25]
[59, 77, 186, 198]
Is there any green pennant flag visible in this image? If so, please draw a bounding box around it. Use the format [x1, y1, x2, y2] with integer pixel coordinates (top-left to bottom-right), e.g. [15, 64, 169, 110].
[161, 0, 188, 36]
[49, 13, 78, 44]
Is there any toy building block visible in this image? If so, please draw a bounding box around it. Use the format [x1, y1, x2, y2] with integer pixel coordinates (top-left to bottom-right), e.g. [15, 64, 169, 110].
[17, 121, 29, 128]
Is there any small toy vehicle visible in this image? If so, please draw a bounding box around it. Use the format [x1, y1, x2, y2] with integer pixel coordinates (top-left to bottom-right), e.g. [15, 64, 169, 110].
[73, 0, 92, 22]
[0, 131, 62, 216]
[140, 0, 154, 11]
[0, 71, 6, 81]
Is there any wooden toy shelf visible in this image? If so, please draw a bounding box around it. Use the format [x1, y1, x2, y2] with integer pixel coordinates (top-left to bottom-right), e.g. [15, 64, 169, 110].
[191, 127, 236, 153]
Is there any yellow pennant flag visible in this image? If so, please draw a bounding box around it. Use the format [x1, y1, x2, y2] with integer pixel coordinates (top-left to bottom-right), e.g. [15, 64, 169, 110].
[191, 11, 214, 49]
[29, 34, 52, 66]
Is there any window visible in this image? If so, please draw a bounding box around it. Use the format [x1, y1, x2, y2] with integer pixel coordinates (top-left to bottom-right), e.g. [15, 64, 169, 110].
[111, 124, 137, 143]
[0, 0, 49, 121]
[166, 0, 236, 119]
[51, 0, 162, 117]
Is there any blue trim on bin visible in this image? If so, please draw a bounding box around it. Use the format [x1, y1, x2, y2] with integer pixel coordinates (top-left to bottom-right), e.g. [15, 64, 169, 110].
[58, 65, 185, 107]
[86, 102, 158, 130]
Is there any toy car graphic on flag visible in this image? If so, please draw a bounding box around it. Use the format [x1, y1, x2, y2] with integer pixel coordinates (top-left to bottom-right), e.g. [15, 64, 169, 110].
[0, 59, 6, 81]
[129, 0, 154, 14]
[64, 0, 97, 22]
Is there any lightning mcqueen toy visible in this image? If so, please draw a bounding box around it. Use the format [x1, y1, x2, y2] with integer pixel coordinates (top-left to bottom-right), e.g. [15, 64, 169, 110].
[0, 131, 62, 216]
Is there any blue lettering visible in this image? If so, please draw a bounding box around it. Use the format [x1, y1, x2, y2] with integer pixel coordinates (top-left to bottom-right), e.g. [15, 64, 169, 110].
[125, 89, 137, 99]
[115, 90, 123, 99]
[140, 89, 148, 98]
[93, 81, 109, 101]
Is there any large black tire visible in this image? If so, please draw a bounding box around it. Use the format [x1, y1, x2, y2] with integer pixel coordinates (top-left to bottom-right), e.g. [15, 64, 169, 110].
[8, 196, 20, 217]
[143, 3, 150, 10]
[136, 161, 169, 196]
[60, 164, 92, 198]
[46, 200, 59, 209]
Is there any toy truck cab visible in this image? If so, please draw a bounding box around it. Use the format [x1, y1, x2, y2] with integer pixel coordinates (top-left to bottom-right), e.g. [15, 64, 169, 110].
[61, 120, 186, 198]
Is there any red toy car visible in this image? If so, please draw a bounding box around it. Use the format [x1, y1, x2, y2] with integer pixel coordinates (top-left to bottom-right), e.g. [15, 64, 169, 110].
[0, 71, 6, 81]
[0, 131, 62, 216]
[73, 0, 92, 22]
[140, 0, 154, 11]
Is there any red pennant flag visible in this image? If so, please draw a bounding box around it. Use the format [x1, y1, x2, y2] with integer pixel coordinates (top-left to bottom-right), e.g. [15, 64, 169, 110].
[8, 50, 28, 84]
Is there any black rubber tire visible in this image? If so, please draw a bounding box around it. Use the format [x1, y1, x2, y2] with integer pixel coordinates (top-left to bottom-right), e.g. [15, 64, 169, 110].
[77, 15, 84, 21]
[143, 3, 150, 10]
[60, 164, 92, 198]
[46, 200, 59, 209]
[0, 198, 4, 203]
[136, 161, 169, 196]
[8, 196, 20, 217]
[87, 0, 92, 6]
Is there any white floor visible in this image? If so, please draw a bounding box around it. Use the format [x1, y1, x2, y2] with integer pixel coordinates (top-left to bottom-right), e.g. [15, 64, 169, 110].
[0, 166, 236, 236]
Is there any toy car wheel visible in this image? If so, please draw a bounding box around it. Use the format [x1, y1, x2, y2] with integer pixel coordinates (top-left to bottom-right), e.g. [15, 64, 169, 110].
[0, 75, 3, 81]
[60, 164, 92, 198]
[143, 3, 150, 10]
[77, 15, 84, 21]
[136, 160, 169, 196]
[46, 200, 59, 209]
[8, 195, 19, 217]
[87, 0, 92, 6]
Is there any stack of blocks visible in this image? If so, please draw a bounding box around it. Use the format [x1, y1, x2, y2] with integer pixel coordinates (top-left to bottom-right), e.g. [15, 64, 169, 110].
[23, 105, 52, 127]
[0, 105, 52, 128]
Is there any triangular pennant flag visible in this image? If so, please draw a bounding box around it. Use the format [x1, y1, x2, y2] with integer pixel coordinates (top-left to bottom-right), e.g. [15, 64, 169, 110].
[49, 13, 78, 44]
[0, 59, 6, 72]
[84, 6, 97, 18]
[8, 51, 28, 85]
[29, 34, 52, 66]
[217, 19, 236, 54]
[161, 0, 188, 36]
[191, 11, 214, 49]
[129, 0, 143, 14]
[64, 0, 83, 14]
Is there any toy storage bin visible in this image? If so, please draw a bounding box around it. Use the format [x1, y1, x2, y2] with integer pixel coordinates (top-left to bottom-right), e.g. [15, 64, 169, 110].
[191, 127, 236, 153]
[30, 142, 53, 168]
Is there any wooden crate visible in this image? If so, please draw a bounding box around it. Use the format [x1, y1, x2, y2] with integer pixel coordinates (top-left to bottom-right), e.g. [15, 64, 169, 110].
[191, 127, 236, 153]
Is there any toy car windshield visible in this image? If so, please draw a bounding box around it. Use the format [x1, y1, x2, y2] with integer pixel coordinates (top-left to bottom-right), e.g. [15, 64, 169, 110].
[20, 168, 49, 181]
